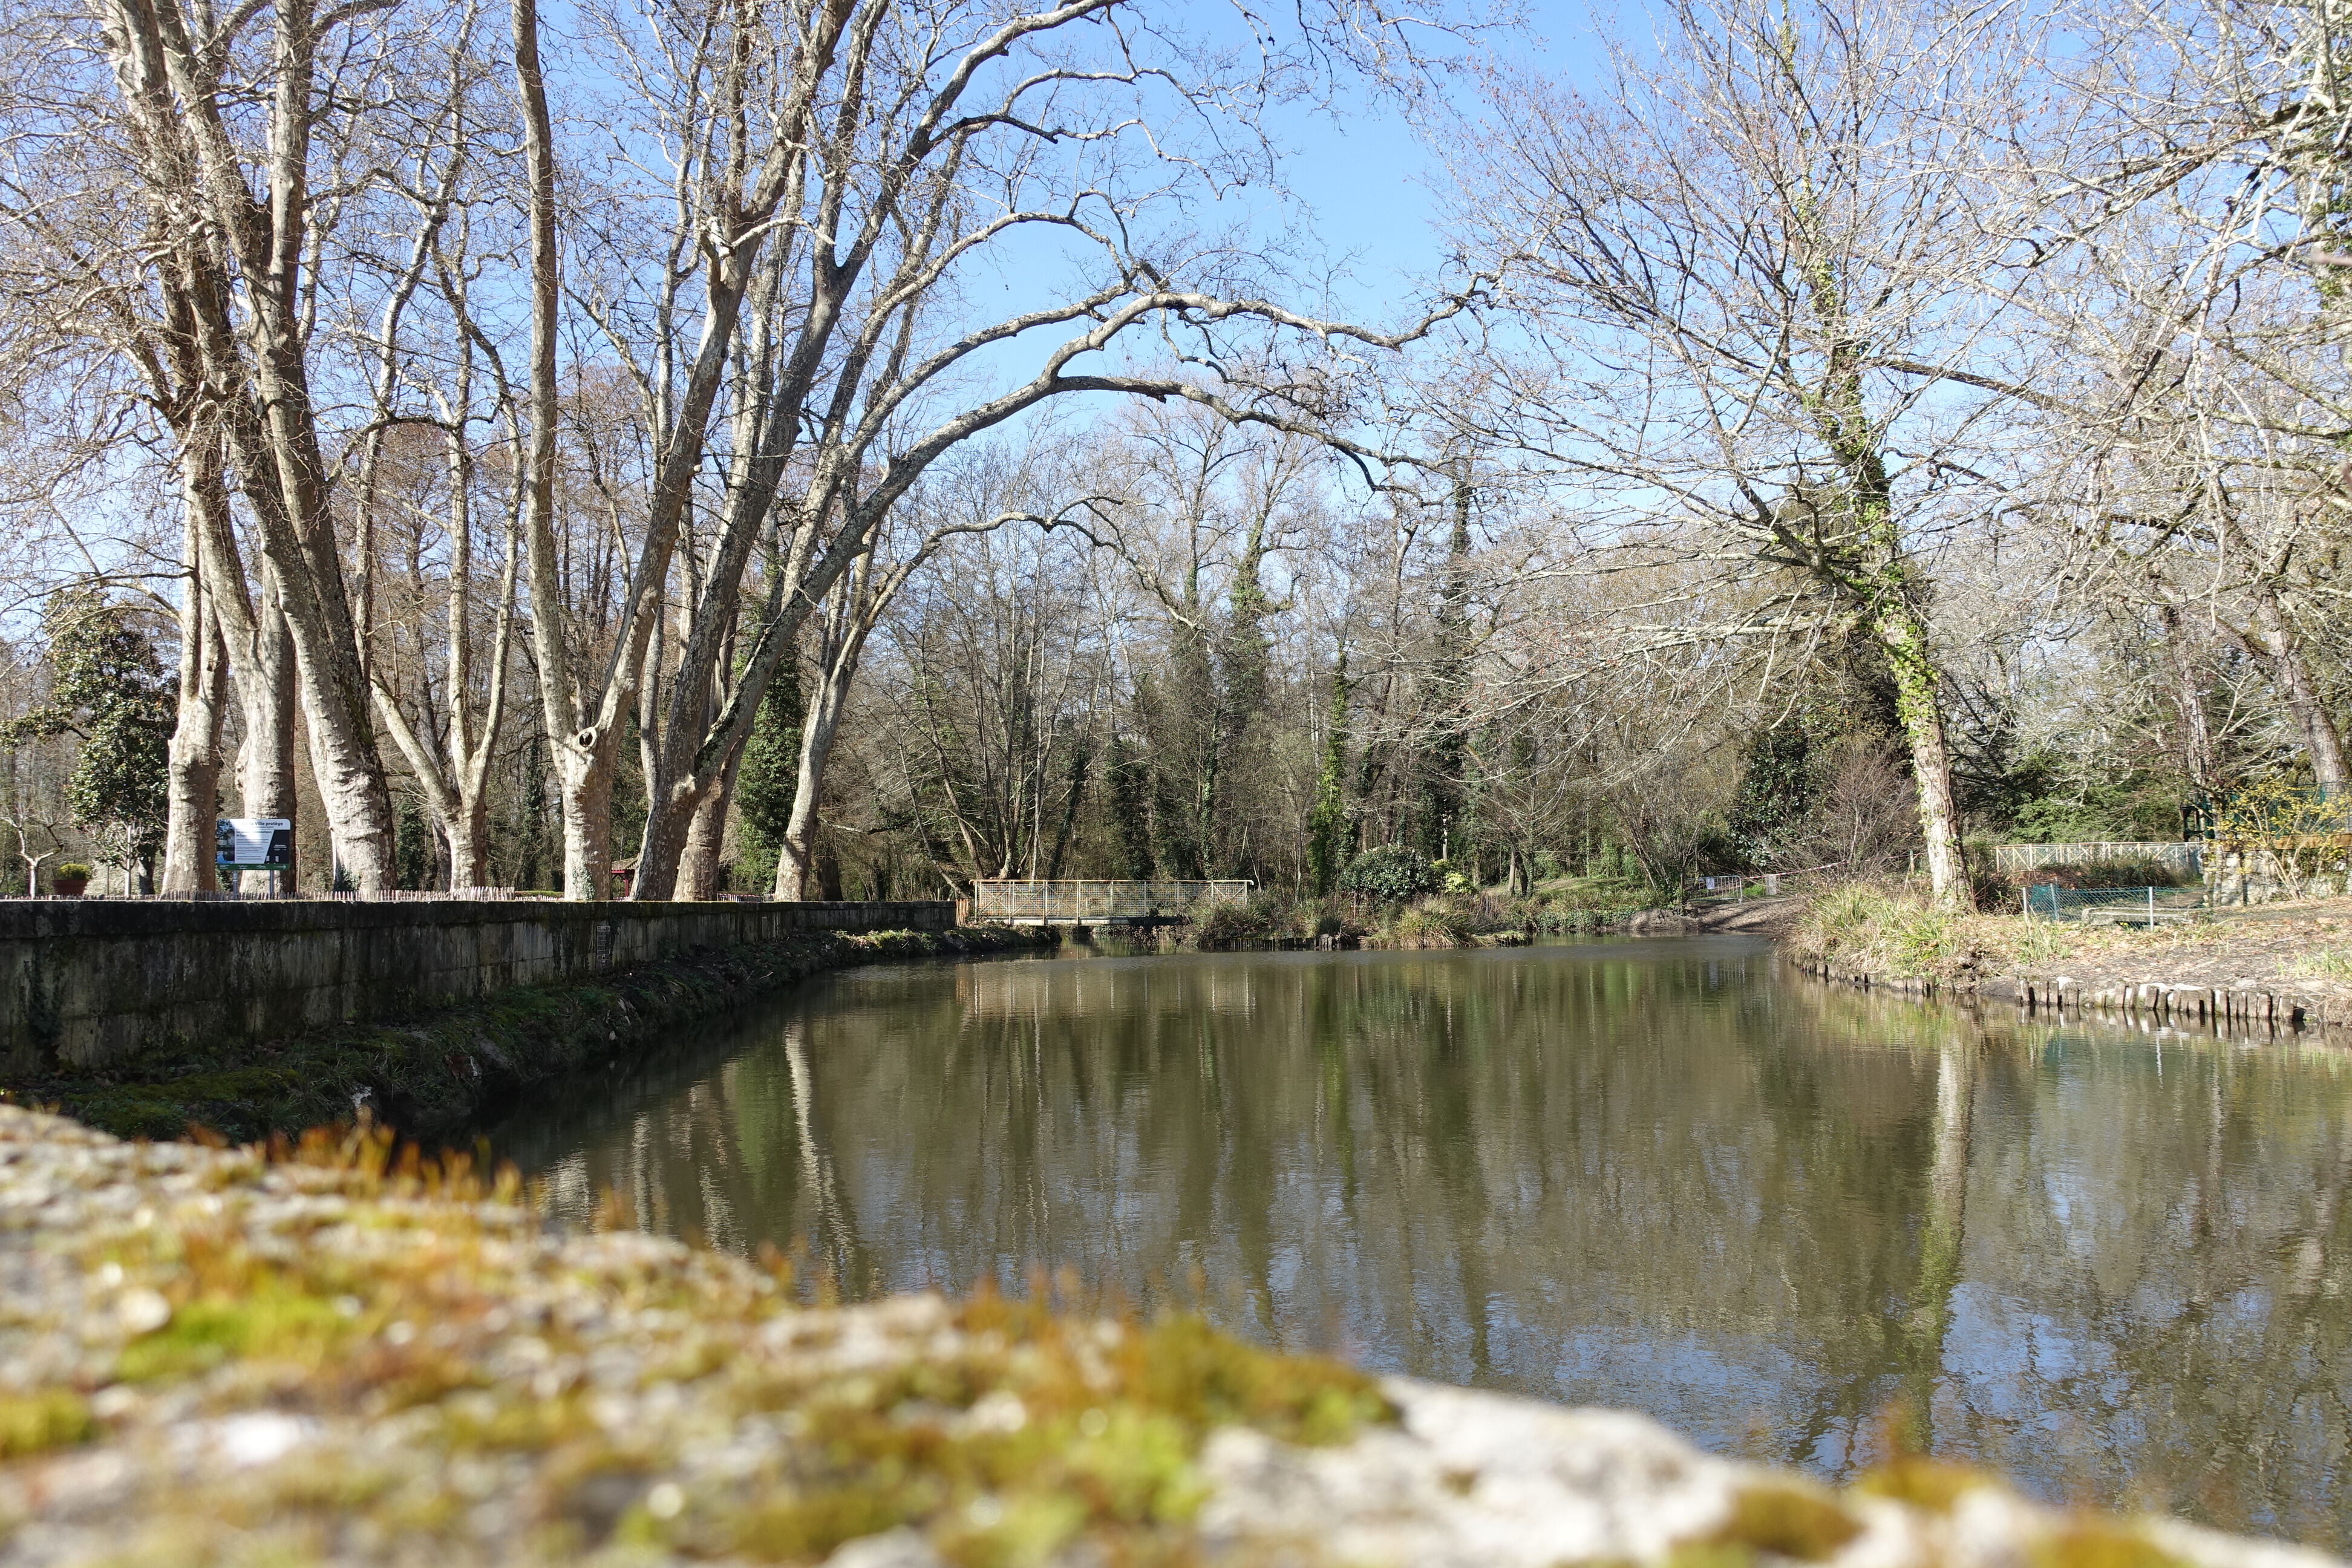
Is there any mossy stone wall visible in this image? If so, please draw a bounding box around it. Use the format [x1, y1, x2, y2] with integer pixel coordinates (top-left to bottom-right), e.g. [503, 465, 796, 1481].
[0, 898, 952, 1074]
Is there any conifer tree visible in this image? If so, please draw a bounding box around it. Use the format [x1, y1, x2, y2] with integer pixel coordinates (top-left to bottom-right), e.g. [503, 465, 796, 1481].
[734, 663, 804, 893]
[3, 590, 174, 891]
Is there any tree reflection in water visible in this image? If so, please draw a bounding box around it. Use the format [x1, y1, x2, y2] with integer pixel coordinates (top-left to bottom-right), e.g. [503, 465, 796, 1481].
[497, 939, 2352, 1547]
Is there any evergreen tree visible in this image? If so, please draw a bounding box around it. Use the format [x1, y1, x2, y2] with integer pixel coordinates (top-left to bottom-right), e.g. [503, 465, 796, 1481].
[1137, 667, 1205, 878]
[1305, 653, 1353, 895]
[512, 733, 555, 891]
[1724, 724, 1814, 868]
[4, 589, 173, 889]
[1161, 626, 1217, 878]
[733, 660, 804, 892]
[1217, 518, 1276, 875]
[393, 795, 435, 889]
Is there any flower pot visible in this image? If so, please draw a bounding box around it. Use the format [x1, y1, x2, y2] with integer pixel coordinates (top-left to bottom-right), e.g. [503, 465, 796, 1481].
[51, 875, 87, 898]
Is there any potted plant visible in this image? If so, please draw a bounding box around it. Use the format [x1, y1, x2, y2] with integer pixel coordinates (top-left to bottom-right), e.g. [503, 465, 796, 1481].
[50, 863, 90, 897]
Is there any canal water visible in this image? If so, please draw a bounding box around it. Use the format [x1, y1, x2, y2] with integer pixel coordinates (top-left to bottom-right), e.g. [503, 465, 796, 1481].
[493, 937, 2352, 1547]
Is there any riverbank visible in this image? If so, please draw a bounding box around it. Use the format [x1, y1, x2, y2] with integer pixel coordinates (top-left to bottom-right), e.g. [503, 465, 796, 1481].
[0, 1103, 2329, 1568]
[1790, 886, 2352, 1032]
[0, 926, 1052, 1145]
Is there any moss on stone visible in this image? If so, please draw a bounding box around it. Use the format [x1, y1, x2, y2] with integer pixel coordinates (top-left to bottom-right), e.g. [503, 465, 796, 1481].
[0, 1389, 94, 1459]
[1699, 1482, 1863, 1561]
[2031, 1520, 2194, 1568]
[1854, 1455, 1982, 1514]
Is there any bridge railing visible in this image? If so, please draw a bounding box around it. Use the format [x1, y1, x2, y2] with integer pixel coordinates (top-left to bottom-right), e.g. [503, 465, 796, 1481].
[970, 878, 1253, 921]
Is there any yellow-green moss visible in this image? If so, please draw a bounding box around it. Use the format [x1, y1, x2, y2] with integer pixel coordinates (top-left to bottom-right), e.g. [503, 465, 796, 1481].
[116, 1282, 353, 1382]
[2031, 1520, 2192, 1568]
[1855, 1455, 1984, 1514]
[0, 1389, 94, 1459]
[1696, 1482, 1863, 1562]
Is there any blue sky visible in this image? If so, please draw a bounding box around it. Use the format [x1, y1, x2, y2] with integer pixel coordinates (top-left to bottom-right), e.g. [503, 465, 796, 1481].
[940, 0, 1617, 440]
[1259, 1, 1611, 316]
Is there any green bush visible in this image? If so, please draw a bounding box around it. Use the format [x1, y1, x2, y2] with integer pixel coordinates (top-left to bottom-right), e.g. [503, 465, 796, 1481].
[1383, 905, 1472, 949]
[1192, 897, 1315, 951]
[52, 863, 91, 879]
[1339, 846, 1439, 904]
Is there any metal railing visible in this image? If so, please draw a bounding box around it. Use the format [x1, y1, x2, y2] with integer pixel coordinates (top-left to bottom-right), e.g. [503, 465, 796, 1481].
[0, 887, 524, 902]
[1988, 841, 2205, 878]
[969, 878, 1253, 922]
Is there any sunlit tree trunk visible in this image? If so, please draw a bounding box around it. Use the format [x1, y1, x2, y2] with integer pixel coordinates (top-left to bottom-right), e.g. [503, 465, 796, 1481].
[161, 480, 229, 895]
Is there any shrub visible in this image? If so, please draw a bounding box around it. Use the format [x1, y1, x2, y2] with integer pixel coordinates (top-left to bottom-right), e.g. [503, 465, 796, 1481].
[52, 862, 91, 880]
[1383, 906, 1472, 949]
[1338, 846, 1439, 904]
[1192, 897, 1313, 951]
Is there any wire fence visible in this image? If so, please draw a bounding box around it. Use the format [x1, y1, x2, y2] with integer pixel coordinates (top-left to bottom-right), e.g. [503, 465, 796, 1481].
[2020, 884, 2206, 924]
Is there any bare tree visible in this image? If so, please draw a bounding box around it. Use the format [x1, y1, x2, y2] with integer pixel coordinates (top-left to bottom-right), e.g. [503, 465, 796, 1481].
[1442, 0, 2067, 906]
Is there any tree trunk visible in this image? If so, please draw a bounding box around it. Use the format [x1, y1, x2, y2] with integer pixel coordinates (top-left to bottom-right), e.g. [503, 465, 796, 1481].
[162, 592, 228, 895]
[287, 635, 393, 890]
[510, 0, 614, 901]
[447, 795, 492, 892]
[676, 752, 739, 900]
[240, 577, 301, 829]
[2251, 592, 2349, 793]
[105, 0, 397, 890]
[162, 443, 233, 894]
[772, 647, 857, 900]
[1872, 598, 1971, 909]
[558, 754, 614, 901]
[2157, 601, 2222, 797]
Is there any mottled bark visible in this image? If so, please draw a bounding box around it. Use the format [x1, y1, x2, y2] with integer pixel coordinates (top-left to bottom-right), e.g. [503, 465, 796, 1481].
[160, 488, 229, 895]
[99, 0, 394, 887]
[676, 753, 739, 900]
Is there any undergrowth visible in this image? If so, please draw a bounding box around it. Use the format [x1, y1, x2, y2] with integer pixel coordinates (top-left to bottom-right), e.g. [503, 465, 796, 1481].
[2290, 948, 2352, 986]
[1793, 884, 2101, 981]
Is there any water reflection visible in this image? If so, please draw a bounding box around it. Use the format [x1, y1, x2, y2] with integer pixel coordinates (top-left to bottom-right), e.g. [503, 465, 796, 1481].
[495, 939, 2352, 1546]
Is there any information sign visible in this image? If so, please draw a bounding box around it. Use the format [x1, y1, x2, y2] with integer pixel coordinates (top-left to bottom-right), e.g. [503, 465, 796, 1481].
[215, 818, 293, 869]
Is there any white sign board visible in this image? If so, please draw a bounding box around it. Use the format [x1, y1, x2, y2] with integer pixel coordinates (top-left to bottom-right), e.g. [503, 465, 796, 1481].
[216, 818, 293, 869]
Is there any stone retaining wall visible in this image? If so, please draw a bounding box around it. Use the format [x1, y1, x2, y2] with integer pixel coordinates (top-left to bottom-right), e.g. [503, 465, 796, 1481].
[0, 898, 953, 1074]
[1794, 957, 2348, 1039]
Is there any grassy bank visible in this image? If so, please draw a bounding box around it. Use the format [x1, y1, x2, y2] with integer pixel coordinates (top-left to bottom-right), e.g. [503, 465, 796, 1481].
[2, 925, 1050, 1145]
[1789, 883, 2352, 1005]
